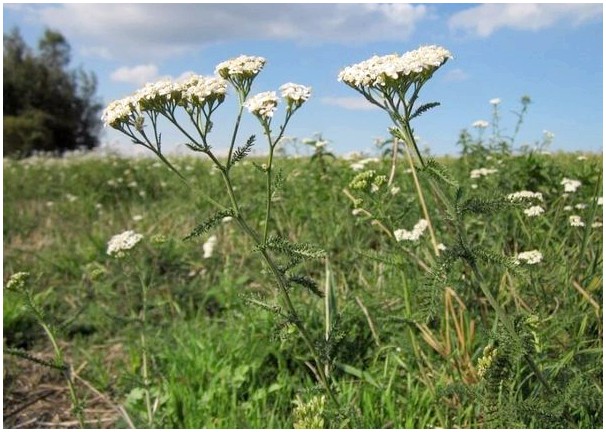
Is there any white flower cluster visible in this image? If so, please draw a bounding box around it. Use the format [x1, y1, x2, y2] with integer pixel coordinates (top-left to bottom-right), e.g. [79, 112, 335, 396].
[394, 219, 429, 242]
[102, 75, 227, 128]
[507, 191, 544, 202]
[515, 250, 543, 265]
[243, 91, 279, 119]
[569, 215, 585, 227]
[472, 120, 489, 129]
[523, 206, 545, 217]
[338, 45, 452, 88]
[470, 168, 498, 179]
[107, 230, 143, 257]
[561, 178, 582, 193]
[279, 82, 312, 106]
[489, 98, 501, 105]
[215, 55, 266, 79]
[350, 157, 379, 171]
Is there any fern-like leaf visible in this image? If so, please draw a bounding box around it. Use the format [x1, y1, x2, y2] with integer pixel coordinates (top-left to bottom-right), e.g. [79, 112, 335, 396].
[227, 135, 255, 170]
[184, 209, 235, 240]
[262, 235, 326, 261]
[422, 158, 460, 189]
[288, 274, 324, 298]
[410, 102, 441, 121]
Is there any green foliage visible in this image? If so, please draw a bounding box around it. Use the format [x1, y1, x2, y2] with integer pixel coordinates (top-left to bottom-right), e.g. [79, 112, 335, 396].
[184, 209, 235, 240]
[3, 27, 102, 157]
[410, 101, 441, 121]
[227, 135, 256, 170]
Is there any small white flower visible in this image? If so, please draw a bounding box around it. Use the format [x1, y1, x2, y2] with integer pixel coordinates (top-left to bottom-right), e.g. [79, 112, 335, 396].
[222, 216, 233, 223]
[132, 215, 144, 222]
[577, 155, 588, 161]
[203, 235, 218, 259]
[437, 243, 447, 251]
[489, 98, 501, 105]
[596, 197, 603, 206]
[569, 215, 585, 227]
[215, 55, 266, 79]
[592, 221, 603, 228]
[516, 250, 543, 265]
[561, 178, 582, 193]
[472, 120, 489, 129]
[575, 204, 587, 210]
[107, 230, 143, 257]
[470, 168, 498, 179]
[507, 191, 544, 202]
[563, 205, 573, 211]
[524, 206, 545, 217]
[394, 219, 429, 242]
[279, 82, 311, 107]
[352, 208, 363, 216]
[390, 186, 400, 195]
[243, 91, 278, 119]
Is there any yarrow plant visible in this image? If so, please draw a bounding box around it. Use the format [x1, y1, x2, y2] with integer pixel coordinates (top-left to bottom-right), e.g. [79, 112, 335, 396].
[103, 55, 342, 409]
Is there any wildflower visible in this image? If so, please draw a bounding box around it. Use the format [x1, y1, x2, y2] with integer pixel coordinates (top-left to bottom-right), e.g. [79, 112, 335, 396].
[470, 168, 498, 179]
[569, 215, 585, 227]
[292, 395, 326, 429]
[577, 155, 588, 161]
[102, 95, 137, 127]
[575, 203, 587, 210]
[243, 91, 278, 120]
[561, 178, 581, 193]
[516, 250, 543, 265]
[390, 186, 400, 195]
[107, 230, 143, 257]
[477, 345, 498, 379]
[352, 208, 364, 216]
[507, 191, 543, 202]
[394, 219, 429, 242]
[592, 221, 602, 228]
[279, 83, 312, 110]
[179, 75, 227, 107]
[6, 272, 30, 292]
[472, 120, 489, 129]
[524, 206, 545, 217]
[222, 216, 233, 223]
[132, 215, 144, 222]
[215, 55, 266, 79]
[596, 197, 603, 206]
[203, 235, 218, 259]
[338, 45, 452, 89]
[489, 98, 501, 105]
[563, 205, 573, 211]
[437, 243, 447, 251]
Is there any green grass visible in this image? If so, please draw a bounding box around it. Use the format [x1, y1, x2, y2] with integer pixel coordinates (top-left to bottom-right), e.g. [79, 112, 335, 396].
[3, 148, 603, 428]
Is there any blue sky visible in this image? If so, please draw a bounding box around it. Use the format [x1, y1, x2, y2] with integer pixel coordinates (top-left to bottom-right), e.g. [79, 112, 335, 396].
[3, 2, 603, 156]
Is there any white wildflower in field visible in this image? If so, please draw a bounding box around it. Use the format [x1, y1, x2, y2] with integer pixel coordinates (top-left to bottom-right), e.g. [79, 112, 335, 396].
[279, 83, 311, 109]
[243, 91, 279, 119]
[179, 75, 227, 106]
[394, 219, 429, 242]
[350, 157, 379, 171]
[107, 230, 143, 257]
[561, 178, 582, 193]
[222, 216, 233, 223]
[437, 243, 447, 251]
[132, 215, 144, 222]
[575, 203, 587, 210]
[102, 95, 137, 127]
[390, 186, 400, 195]
[471, 184, 478, 189]
[352, 208, 363, 216]
[470, 168, 498, 179]
[203, 235, 218, 259]
[507, 191, 544, 202]
[563, 205, 573, 211]
[489, 98, 501, 105]
[569, 215, 585, 227]
[577, 155, 588, 161]
[472, 120, 489, 129]
[596, 197, 603, 206]
[524, 206, 545, 217]
[215, 55, 266, 79]
[6, 272, 30, 291]
[592, 221, 603, 228]
[516, 250, 543, 265]
[338, 45, 452, 88]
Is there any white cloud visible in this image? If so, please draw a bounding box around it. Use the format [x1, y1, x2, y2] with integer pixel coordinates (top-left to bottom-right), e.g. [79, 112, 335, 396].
[442, 68, 469, 82]
[25, 4, 429, 61]
[321, 97, 379, 111]
[449, 4, 602, 37]
[110, 64, 159, 86]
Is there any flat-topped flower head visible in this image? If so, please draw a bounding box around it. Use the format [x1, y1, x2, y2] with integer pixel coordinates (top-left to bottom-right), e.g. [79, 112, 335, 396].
[134, 79, 181, 111]
[243, 91, 278, 120]
[515, 250, 543, 265]
[215, 55, 266, 80]
[179, 75, 227, 107]
[102, 96, 137, 128]
[338, 45, 452, 89]
[472, 120, 489, 129]
[280, 82, 312, 110]
[107, 230, 143, 257]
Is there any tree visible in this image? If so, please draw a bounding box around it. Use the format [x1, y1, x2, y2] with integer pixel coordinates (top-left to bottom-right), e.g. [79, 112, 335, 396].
[3, 28, 103, 157]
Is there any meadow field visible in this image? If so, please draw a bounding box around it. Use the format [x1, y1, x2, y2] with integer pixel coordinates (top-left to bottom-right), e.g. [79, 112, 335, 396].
[3, 138, 603, 428]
